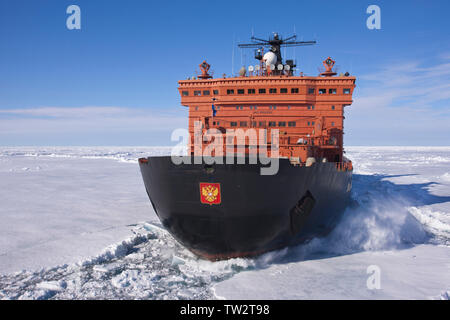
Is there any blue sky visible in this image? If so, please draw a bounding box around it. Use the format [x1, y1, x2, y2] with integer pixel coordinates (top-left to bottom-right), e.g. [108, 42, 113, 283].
[0, 0, 449, 145]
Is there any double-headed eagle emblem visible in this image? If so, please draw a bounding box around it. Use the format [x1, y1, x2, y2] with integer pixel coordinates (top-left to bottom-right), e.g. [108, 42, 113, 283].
[199, 183, 221, 205]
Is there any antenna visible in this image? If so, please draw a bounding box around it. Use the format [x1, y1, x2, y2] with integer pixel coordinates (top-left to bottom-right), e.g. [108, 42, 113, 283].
[237, 32, 316, 66]
[293, 25, 296, 74]
[231, 35, 235, 77]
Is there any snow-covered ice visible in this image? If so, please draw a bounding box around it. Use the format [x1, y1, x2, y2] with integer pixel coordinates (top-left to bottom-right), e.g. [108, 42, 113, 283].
[0, 146, 449, 299]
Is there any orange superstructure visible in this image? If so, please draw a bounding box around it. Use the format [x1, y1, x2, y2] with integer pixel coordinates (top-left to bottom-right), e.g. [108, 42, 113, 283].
[178, 36, 356, 166]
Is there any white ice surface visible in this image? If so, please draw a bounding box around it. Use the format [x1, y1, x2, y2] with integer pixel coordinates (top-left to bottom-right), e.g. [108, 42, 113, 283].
[0, 146, 449, 300]
[0, 147, 170, 274]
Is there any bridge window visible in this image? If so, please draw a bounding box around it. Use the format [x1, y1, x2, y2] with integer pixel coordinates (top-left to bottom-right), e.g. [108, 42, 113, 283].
[280, 88, 288, 93]
[308, 88, 315, 94]
[288, 121, 296, 127]
[278, 121, 286, 127]
[259, 88, 266, 94]
[237, 89, 245, 94]
[329, 88, 337, 94]
[269, 88, 277, 94]
[259, 121, 266, 127]
[343, 88, 351, 94]
[182, 91, 189, 96]
[319, 89, 326, 94]
[248, 89, 255, 94]
[227, 89, 235, 95]
[269, 121, 276, 127]
[231, 122, 237, 127]
[213, 90, 219, 95]
[291, 88, 299, 94]
[194, 90, 201, 96]
[240, 121, 247, 127]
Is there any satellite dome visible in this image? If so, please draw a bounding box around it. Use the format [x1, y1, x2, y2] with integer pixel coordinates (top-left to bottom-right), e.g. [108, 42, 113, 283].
[263, 51, 277, 66]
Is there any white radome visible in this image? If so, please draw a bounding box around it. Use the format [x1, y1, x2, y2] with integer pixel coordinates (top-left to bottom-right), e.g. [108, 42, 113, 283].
[263, 51, 277, 66]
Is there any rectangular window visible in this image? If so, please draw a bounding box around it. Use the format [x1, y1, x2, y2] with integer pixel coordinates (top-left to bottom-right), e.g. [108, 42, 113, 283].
[240, 121, 247, 127]
[278, 121, 286, 127]
[291, 88, 299, 94]
[329, 88, 337, 94]
[252, 121, 257, 127]
[248, 89, 255, 94]
[308, 88, 315, 94]
[269, 88, 277, 94]
[227, 89, 235, 95]
[331, 122, 335, 126]
[259, 88, 266, 94]
[213, 90, 219, 95]
[319, 89, 326, 94]
[194, 90, 201, 96]
[237, 89, 245, 94]
[288, 121, 296, 127]
[268, 121, 276, 127]
[182, 91, 189, 96]
[259, 121, 266, 127]
[203, 90, 210, 95]
[231, 122, 237, 127]
[343, 88, 351, 94]
[331, 105, 335, 110]
[280, 88, 288, 93]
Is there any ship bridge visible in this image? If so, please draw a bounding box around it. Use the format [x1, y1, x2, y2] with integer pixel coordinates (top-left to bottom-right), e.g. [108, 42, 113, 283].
[178, 35, 356, 166]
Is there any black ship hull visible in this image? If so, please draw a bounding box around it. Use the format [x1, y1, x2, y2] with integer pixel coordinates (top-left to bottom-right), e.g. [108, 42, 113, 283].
[139, 156, 352, 260]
